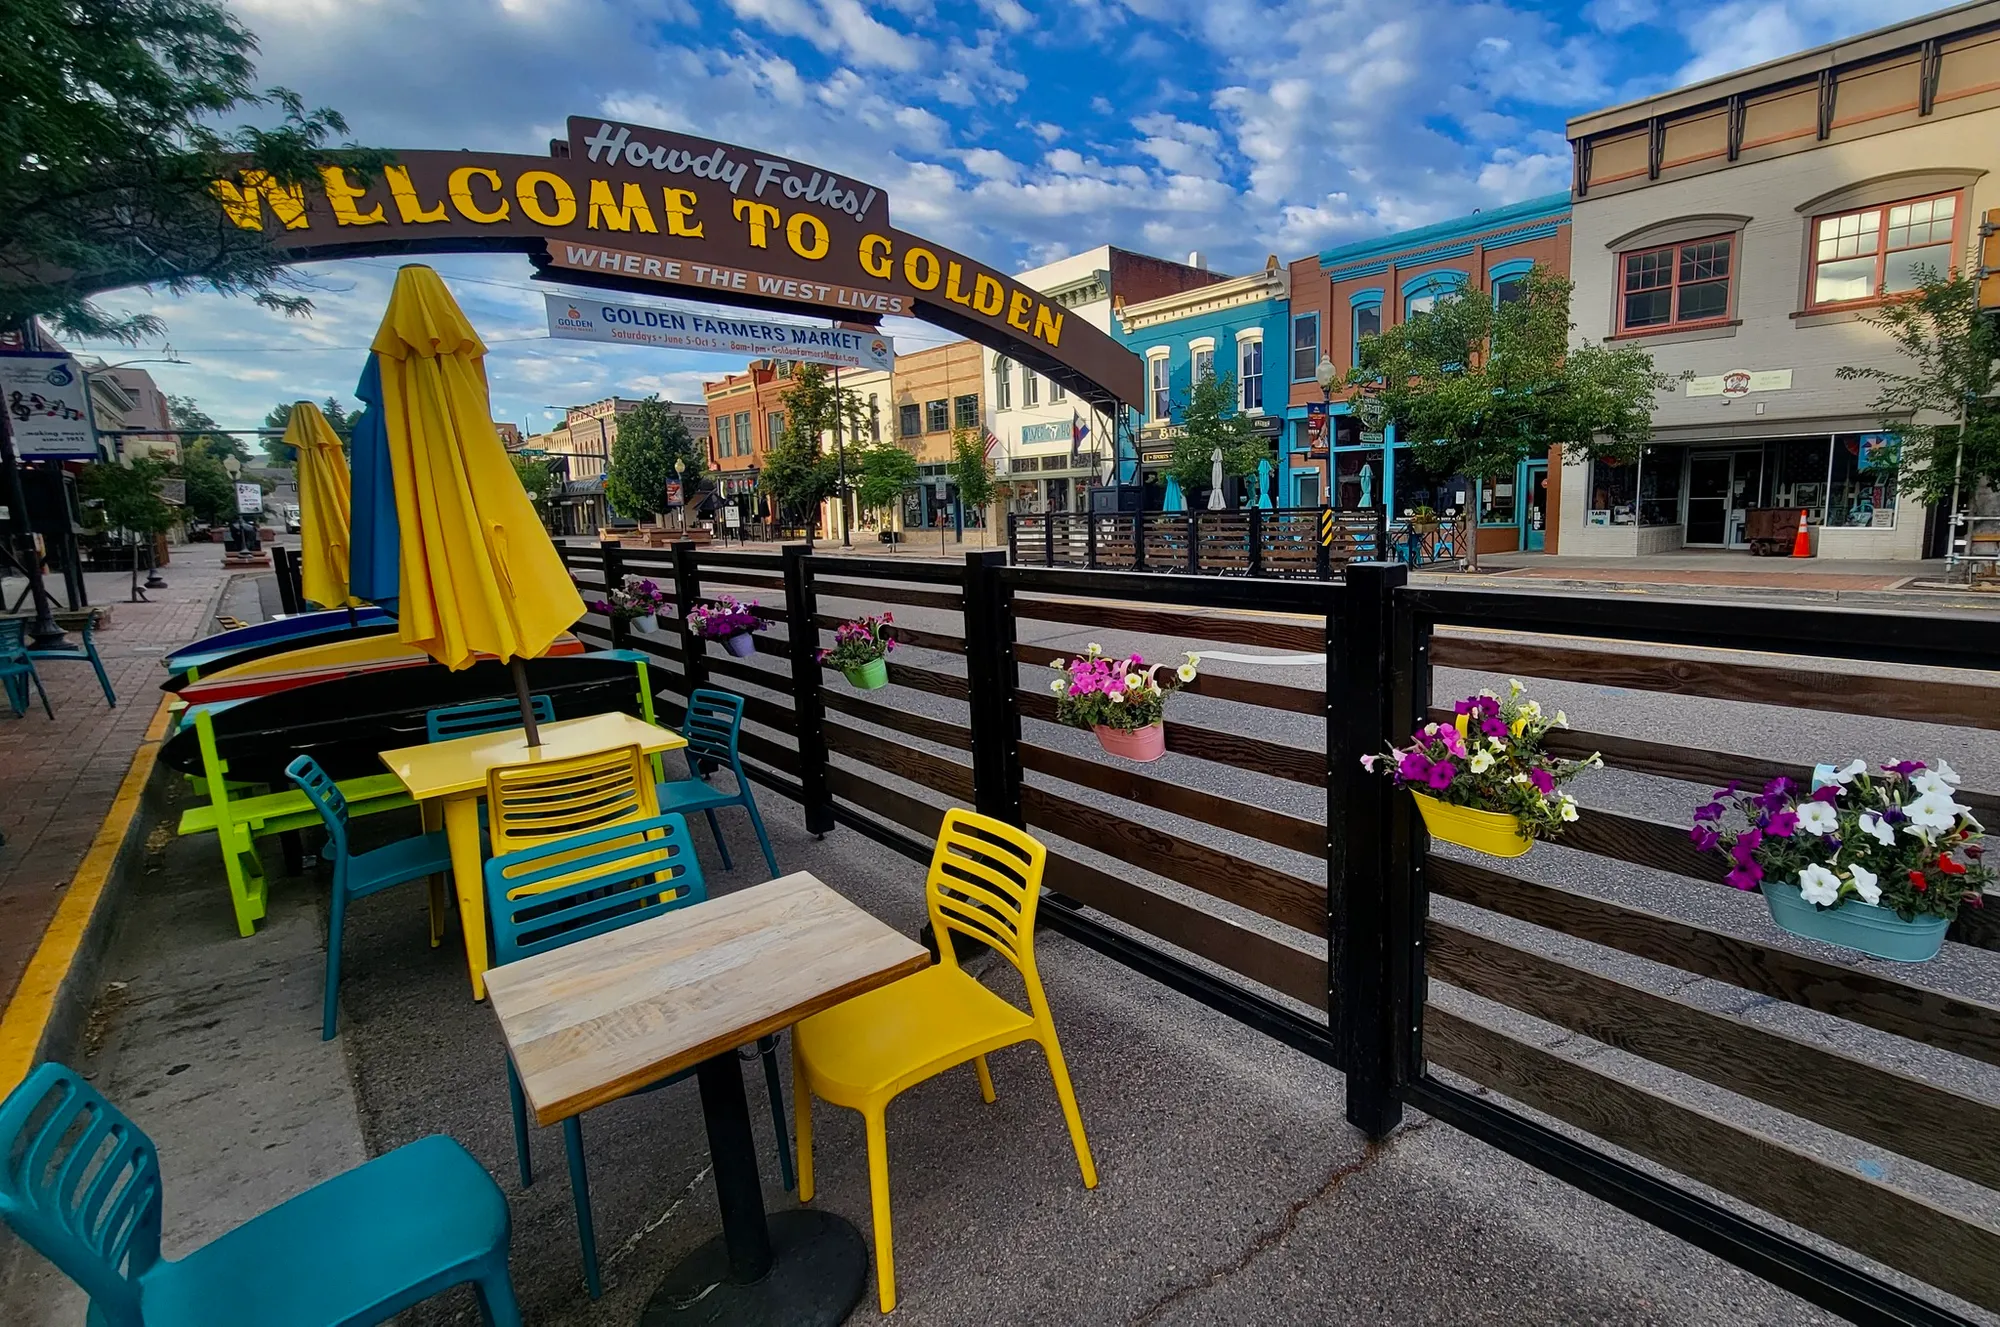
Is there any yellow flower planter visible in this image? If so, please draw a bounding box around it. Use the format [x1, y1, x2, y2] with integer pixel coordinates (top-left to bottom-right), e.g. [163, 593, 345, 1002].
[1410, 792, 1534, 858]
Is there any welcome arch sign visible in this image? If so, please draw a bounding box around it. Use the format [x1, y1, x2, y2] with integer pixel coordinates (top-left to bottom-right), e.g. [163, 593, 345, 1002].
[209, 116, 1144, 410]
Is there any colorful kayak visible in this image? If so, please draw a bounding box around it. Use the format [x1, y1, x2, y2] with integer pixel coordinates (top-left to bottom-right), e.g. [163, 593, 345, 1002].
[174, 631, 587, 705]
[158, 652, 658, 786]
[165, 621, 398, 689]
[164, 607, 391, 674]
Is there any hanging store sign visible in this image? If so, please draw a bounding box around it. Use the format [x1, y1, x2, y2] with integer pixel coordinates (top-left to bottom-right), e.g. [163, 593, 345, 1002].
[544, 294, 894, 370]
[1020, 421, 1070, 444]
[1686, 368, 1793, 398]
[0, 354, 96, 459]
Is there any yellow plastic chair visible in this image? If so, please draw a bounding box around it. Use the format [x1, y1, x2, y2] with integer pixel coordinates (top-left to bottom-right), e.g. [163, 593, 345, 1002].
[485, 743, 661, 896]
[791, 809, 1097, 1312]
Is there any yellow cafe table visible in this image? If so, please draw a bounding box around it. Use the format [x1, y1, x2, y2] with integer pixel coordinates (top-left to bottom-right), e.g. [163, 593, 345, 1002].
[379, 711, 687, 999]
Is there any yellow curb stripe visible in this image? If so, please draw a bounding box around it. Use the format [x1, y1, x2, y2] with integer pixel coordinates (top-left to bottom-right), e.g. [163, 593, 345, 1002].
[0, 696, 172, 1098]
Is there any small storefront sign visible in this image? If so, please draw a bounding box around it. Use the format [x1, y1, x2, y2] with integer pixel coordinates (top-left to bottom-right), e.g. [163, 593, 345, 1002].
[1, 354, 95, 459]
[234, 482, 264, 516]
[1020, 421, 1069, 444]
[1686, 368, 1792, 398]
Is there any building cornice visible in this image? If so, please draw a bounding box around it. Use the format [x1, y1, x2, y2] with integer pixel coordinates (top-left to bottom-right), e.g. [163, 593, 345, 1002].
[1117, 264, 1289, 333]
[1318, 193, 1571, 277]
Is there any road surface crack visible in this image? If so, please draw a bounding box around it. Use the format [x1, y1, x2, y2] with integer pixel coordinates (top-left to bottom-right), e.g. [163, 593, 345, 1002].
[1130, 1120, 1432, 1325]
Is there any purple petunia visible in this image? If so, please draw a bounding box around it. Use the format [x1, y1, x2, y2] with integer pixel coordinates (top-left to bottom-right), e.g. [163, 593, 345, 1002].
[1724, 863, 1763, 891]
[1693, 800, 1725, 823]
[1765, 808, 1799, 838]
[1398, 750, 1433, 784]
[1529, 767, 1555, 795]
[1690, 825, 1721, 852]
[1425, 759, 1457, 791]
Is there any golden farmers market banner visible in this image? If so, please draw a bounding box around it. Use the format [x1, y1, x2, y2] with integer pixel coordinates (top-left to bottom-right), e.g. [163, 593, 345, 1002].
[209, 117, 1142, 410]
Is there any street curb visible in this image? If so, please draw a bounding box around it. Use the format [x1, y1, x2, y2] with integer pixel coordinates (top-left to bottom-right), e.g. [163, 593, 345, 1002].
[1415, 573, 1999, 611]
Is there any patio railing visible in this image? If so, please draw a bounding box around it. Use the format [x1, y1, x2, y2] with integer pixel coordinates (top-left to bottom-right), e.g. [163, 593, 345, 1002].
[1006, 508, 1464, 577]
[560, 538, 2000, 1326]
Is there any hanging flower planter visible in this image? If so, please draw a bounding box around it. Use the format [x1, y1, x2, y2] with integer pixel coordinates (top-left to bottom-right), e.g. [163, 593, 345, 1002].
[632, 613, 659, 635]
[817, 613, 896, 690]
[1693, 759, 1989, 964]
[686, 594, 768, 658]
[1049, 645, 1197, 763]
[1364, 682, 1598, 857]
[590, 575, 670, 637]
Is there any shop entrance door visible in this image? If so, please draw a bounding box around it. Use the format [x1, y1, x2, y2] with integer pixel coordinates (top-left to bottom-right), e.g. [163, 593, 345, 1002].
[1521, 461, 1548, 552]
[1686, 451, 1762, 547]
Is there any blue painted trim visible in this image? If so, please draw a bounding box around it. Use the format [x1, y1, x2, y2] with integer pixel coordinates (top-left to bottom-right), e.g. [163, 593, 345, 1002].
[1318, 192, 1571, 272]
[1488, 258, 1536, 283]
[1349, 287, 1384, 308]
[1289, 311, 1320, 382]
[1401, 269, 1468, 301]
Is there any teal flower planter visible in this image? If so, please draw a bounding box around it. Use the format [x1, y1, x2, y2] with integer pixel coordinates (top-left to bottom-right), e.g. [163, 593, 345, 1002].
[1762, 881, 1949, 962]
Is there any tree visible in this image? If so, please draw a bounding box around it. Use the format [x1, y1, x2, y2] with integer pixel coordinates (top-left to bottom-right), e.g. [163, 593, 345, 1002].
[759, 365, 858, 539]
[1348, 264, 1678, 569]
[948, 428, 996, 542]
[605, 397, 702, 521]
[853, 439, 918, 516]
[262, 397, 353, 464]
[169, 395, 247, 462]
[1164, 370, 1265, 500]
[0, 0, 384, 342]
[511, 453, 555, 507]
[79, 457, 175, 600]
[1836, 271, 2000, 510]
[179, 446, 235, 524]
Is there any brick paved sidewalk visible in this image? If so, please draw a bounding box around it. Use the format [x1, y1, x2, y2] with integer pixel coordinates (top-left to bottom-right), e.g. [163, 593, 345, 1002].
[0, 545, 239, 1011]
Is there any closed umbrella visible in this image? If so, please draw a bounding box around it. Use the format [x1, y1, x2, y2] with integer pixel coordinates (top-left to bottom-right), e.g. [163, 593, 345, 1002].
[349, 358, 399, 616]
[366, 264, 584, 744]
[1162, 477, 1184, 512]
[1257, 457, 1274, 510]
[281, 402, 359, 609]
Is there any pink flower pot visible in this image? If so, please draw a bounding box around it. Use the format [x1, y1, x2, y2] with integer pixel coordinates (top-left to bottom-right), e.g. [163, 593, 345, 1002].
[722, 632, 757, 658]
[1094, 722, 1165, 762]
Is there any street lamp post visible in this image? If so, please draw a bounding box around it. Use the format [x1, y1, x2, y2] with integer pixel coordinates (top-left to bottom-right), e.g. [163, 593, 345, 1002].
[673, 456, 686, 533]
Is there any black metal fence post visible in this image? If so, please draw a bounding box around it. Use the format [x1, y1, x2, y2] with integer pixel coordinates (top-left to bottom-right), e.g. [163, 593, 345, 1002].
[782, 543, 835, 835]
[1132, 511, 1147, 573]
[1007, 512, 1018, 564]
[601, 539, 627, 651]
[1248, 507, 1264, 579]
[1085, 513, 1098, 570]
[962, 550, 1022, 826]
[1330, 560, 1414, 1138]
[1316, 518, 1332, 581]
[1044, 512, 1055, 567]
[271, 547, 299, 615]
[669, 540, 703, 692]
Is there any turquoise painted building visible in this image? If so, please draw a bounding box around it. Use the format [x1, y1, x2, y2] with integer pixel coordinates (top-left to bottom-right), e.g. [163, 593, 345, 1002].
[1112, 258, 1291, 504]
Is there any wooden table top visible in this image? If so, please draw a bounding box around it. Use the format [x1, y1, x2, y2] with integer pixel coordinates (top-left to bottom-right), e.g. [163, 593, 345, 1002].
[486, 871, 931, 1127]
[379, 710, 686, 800]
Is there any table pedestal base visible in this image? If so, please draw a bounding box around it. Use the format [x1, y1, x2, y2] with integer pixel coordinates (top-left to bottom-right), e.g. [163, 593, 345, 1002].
[639, 1208, 868, 1326]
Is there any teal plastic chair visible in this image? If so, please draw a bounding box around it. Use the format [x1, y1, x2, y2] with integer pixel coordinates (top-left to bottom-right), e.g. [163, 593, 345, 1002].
[656, 689, 779, 878]
[287, 754, 453, 1040]
[0, 619, 54, 720]
[0, 1061, 521, 1327]
[26, 612, 115, 707]
[425, 694, 554, 743]
[486, 812, 793, 1299]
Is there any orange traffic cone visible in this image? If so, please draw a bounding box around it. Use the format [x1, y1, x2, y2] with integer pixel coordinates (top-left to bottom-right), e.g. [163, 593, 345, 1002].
[1791, 507, 1811, 558]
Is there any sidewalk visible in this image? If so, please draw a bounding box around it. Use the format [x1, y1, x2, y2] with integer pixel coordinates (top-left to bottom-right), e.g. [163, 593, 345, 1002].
[0, 546, 240, 1014]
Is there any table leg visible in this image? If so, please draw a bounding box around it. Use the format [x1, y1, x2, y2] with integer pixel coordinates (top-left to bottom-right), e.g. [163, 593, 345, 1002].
[422, 799, 447, 949]
[442, 795, 490, 1000]
[641, 1051, 867, 1326]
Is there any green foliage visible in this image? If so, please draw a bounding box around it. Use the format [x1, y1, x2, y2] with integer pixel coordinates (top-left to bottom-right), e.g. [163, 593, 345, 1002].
[261, 398, 353, 464]
[758, 366, 854, 522]
[853, 440, 918, 513]
[0, 0, 386, 340]
[1164, 370, 1266, 496]
[779, 363, 865, 450]
[511, 453, 555, 507]
[947, 428, 995, 511]
[178, 446, 235, 524]
[605, 397, 702, 519]
[169, 395, 246, 462]
[79, 458, 175, 536]
[1348, 265, 1679, 481]
[1835, 271, 2000, 505]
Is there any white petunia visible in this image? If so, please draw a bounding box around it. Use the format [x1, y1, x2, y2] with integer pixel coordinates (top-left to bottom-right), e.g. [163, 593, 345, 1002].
[1559, 795, 1580, 823]
[1795, 801, 1840, 836]
[1107, 691, 1122, 704]
[1911, 768, 1959, 797]
[1935, 758, 1961, 785]
[1797, 863, 1842, 907]
[1826, 759, 1868, 785]
[1906, 790, 1964, 830]
[1469, 750, 1495, 773]
[1086, 643, 1102, 655]
[1848, 863, 1881, 905]
[1510, 773, 1530, 784]
[1522, 700, 1542, 719]
[1858, 812, 1896, 847]
[1184, 653, 1201, 667]
[1903, 822, 1937, 846]
[1176, 664, 1196, 683]
[1050, 679, 1067, 693]
[1050, 658, 1065, 670]
[1488, 738, 1507, 752]
[1124, 673, 1142, 690]
[1554, 710, 1568, 728]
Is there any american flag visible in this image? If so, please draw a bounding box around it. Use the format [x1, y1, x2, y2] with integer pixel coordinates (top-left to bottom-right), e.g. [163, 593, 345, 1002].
[983, 427, 1002, 459]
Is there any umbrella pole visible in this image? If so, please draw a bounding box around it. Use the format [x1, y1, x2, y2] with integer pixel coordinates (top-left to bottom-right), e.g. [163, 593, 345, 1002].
[510, 657, 543, 747]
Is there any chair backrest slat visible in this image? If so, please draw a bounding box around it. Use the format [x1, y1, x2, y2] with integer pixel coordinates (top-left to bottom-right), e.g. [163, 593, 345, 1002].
[0, 1064, 162, 1324]
[486, 813, 707, 963]
[927, 810, 1047, 1004]
[425, 694, 555, 743]
[682, 689, 744, 772]
[487, 743, 658, 857]
[0, 619, 27, 663]
[284, 754, 350, 860]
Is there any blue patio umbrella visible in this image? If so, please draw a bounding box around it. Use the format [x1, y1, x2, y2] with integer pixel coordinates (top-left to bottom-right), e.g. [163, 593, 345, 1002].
[348, 355, 400, 615]
[1162, 476, 1185, 512]
[1256, 458, 1274, 509]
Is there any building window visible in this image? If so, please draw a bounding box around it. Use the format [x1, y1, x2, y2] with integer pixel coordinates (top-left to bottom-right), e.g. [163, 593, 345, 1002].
[899, 403, 921, 439]
[1494, 274, 1529, 305]
[1353, 303, 1381, 351]
[1147, 353, 1170, 421]
[1586, 457, 1637, 525]
[1192, 346, 1215, 383]
[1617, 236, 1732, 332]
[717, 414, 733, 457]
[735, 412, 752, 454]
[995, 358, 1011, 410]
[767, 412, 784, 449]
[867, 395, 880, 440]
[1638, 445, 1685, 526]
[1238, 336, 1263, 411]
[1811, 193, 1959, 307]
[1291, 312, 1319, 381]
[1024, 372, 1039, 407]
[925, 398, 948, 433]
[1050, 378, 1066, 403]
[953, 394, 978, 430]
[1830, 433, 1900, 527]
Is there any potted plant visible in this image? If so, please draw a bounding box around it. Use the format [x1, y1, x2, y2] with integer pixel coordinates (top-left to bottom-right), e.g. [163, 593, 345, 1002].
[591, 576, 670, 634]
[686, 594, 767, 657]
[1048, 644, 1197, 762]
[1406, 505, 1439, 533]
[818, 612, 896, 689]
[1693, 760, 1991, 962]
[1363, 682, 1598, 857]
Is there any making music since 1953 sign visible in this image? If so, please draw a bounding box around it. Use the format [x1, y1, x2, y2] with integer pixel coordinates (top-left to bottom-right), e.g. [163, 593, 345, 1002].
[1, 354, 96, 459]
[544, 295, 894, 371]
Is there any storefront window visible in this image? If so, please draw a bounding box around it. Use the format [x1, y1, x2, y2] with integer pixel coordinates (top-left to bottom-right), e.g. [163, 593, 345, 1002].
[1638, 444, 1685, 526]
[1587, 457, 1637, 526]
[1767, 436, 1831, 523]
[1395, 452, 1468, 518]
[1829, 433, 1899, 527]
[1478, 473, 1517, 525]
[1333, 451, 1380, 510]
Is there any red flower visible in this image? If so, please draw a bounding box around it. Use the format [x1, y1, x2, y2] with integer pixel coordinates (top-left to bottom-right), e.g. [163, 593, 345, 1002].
[1938, 853, 1968, 877]
[1908, 870, 1929, 892]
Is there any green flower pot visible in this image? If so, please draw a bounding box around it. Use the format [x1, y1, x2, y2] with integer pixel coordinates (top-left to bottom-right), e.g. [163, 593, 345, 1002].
[1761, 881, 1949, 962]
[844, 657, 889, 690]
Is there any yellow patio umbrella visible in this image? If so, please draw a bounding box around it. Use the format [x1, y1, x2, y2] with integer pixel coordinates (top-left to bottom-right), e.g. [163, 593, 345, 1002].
[368, 264, 583, 743]
[281, 401, 360, 609]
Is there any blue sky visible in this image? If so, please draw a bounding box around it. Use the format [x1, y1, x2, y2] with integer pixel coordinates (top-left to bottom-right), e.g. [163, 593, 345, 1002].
[76, 0, 1934, 434]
